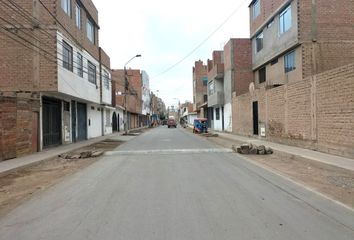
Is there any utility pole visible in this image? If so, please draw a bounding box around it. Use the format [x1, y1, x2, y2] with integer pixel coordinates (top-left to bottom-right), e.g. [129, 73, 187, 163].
[124, 54, 141, 135]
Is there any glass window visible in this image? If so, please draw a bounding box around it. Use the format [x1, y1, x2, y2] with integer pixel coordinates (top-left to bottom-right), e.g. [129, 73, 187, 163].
[284, 51, 296, 73]
[208, 81, 215, 95]
[259, 67, 266, 83]
[62, 41, 73, 71]
[75, 3, 81, 29]
[103, 70, 110, 89]
[252, 0, 260, 19]
[61, 0, 71, 16]
[216, 108, 220, 120]
[87, 18, 95, 43]
[203, 95, 208, 102]
[256, 31, 263, 52]
[88, 61, 96, 84]
[279, 5, 292, 34]
[77, 53, 83, 77]
[202, 76, 208, 86]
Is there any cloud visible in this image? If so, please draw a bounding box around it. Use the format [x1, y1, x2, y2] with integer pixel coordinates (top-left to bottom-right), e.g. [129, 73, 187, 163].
[92, 0, 250, 107]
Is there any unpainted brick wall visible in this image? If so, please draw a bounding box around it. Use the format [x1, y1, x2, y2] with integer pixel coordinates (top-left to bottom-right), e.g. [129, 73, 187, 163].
[0, 94, 40, 161]
[232, 63, 354, 158]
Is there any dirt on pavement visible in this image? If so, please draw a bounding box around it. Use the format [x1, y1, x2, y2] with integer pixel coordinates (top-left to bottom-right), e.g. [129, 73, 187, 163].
[197, 131, 354, 209]
[0, 139, 123, 218]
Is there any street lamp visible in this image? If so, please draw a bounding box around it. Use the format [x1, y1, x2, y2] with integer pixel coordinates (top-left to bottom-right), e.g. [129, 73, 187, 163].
[124, 54, 141, 135]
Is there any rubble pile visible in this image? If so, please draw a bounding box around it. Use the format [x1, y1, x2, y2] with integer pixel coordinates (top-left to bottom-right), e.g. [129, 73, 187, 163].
[59, 150, 104, 160]
[232, 143, 273, 155]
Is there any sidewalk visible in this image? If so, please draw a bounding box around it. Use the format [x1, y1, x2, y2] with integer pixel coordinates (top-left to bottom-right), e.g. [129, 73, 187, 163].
[211, 131, 354, 171]
[0, 132, 130, 177]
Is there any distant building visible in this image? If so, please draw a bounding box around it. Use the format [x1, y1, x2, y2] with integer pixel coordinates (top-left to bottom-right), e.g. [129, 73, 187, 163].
[192, 60, 208, 118]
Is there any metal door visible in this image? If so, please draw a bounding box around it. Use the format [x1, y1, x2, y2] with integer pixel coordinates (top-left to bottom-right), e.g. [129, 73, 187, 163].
[42, 98, 61, 148]
[77, 102, 87, 141]
[112, 112, 118, 132]
[253, 101, 259, 135]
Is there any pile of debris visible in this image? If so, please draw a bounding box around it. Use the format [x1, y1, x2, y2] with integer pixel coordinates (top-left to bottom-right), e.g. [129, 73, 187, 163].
[232, 143, 273, 155]
[59, 150, 104, 160]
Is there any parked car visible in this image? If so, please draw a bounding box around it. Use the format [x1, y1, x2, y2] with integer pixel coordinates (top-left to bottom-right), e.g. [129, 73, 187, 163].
[167, 118, 177, 128]
[162, 119, 168, 125]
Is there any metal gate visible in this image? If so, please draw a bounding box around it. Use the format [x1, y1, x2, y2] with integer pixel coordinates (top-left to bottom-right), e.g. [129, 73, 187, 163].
[42, 98, 61, 148]
[71, 101, 77, 142]
[77, 102, 87, 141]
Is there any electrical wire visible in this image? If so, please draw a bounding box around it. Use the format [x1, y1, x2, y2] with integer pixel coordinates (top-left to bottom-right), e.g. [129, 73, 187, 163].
[151, 0, 249, 79]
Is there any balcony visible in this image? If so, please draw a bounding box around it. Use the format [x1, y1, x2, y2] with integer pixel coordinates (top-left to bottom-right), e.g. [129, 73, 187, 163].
[208, 91, 224, 107]
[208, 63, 224, 80]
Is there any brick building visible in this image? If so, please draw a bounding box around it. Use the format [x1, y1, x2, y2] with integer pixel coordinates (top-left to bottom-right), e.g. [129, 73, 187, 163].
[111, 69, 155, 130]
[232, 0, 354, 157]
[192, 60, 208, 118]
[0, 0, 112, 160]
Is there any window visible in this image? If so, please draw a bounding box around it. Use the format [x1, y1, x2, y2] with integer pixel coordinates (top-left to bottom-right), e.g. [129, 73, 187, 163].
[256, 31, 263, 52]
[208, 81, 215, 95]
[86, 18, 95, 43]
[88, 61, 96, 84]
[284, 51, 296, 73]
[203, 95, 208, 102]
[252, 0, 260, 19]
[75, 3, 81, 29]
[193, 80, 196, 88]
[259, 67, 266, 83]
[216, 108, 220, 120]
[61, 0, 71, 16]
[103, 70, 110, 89]
[279, 5, 292, 34]
[202, 76, 208, 86]
[62, 41, 73, 71]
[77, 53, 83, 77]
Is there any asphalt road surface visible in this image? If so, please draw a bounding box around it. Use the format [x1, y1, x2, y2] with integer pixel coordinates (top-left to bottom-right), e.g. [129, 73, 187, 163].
[0, 127, 353, 240]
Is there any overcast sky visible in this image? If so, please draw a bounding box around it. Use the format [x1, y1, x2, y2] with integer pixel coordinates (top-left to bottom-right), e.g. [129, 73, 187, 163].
[92, 0, 250, 108]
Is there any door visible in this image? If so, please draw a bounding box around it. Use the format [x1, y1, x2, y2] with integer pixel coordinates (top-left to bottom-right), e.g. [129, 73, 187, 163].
[77, 102, 87, 141]
[42, 98, 61, 148]
[112, 112, 118, 132]
[71, 101, 77, 142]
[221, 107, 224, 131]
[253, 101, 259, 135]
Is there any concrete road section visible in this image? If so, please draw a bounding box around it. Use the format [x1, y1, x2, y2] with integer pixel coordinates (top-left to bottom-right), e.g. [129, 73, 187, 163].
[0, 127, 353, 240]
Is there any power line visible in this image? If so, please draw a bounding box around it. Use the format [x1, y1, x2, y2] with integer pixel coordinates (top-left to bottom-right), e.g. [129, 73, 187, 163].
[0, 1, 103, 73]
[152, 0, 249, 79]
[0, 3, 114, 88]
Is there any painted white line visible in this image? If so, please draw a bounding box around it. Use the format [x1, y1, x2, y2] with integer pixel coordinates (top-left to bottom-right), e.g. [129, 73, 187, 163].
[105, 148, 233, 156]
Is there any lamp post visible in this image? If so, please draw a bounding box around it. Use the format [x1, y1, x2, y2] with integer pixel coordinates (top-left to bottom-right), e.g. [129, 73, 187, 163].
[124, 54, 141, 135]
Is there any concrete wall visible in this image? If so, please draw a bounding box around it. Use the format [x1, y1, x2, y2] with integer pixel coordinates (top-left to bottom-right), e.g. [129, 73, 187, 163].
[232, 63, 354, 158]
[254, 46, 302, 87]
[223, 103, 232, 132]
[57, 32, 101, 104]
[252, 0, 298, 69]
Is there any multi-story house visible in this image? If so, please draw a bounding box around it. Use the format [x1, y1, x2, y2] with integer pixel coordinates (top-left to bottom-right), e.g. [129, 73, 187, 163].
[192, 60, 208, 118]
[0, 0, 112, 160]
[231, 0, 354, 157]
[207, 51, 224, 131]
[223, 39, 253, 132]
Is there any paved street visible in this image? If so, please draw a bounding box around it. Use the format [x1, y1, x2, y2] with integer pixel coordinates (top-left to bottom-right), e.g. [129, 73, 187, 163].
[0, 127, 353, 240]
